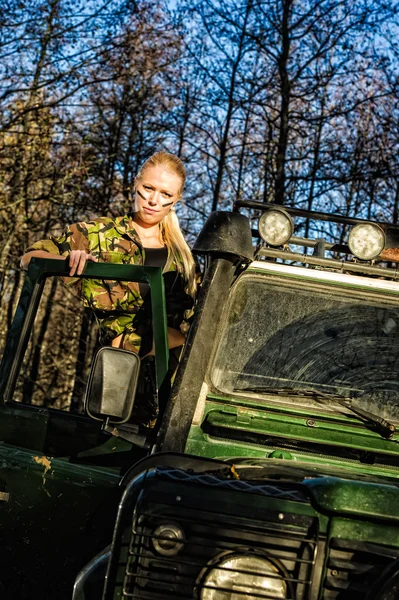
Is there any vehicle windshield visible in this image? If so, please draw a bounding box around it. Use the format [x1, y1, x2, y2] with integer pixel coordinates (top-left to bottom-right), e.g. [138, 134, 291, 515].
[211, 272, 399, 421]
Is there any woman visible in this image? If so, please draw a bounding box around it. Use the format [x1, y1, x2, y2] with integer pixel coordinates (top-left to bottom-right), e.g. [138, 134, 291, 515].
[21, 151, 197, 358]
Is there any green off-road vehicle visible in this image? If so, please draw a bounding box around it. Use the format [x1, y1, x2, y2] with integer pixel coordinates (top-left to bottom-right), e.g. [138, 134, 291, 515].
[1, 202, 399, 600]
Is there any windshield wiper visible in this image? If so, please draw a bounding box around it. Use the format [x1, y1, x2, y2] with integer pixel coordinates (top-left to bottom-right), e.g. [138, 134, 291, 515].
[235, 385, 396, 439]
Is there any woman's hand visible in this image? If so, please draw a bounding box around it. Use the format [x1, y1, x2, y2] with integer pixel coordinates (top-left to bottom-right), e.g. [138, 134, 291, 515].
[68, 250, 97, 276]
[20, 249, 98, 273]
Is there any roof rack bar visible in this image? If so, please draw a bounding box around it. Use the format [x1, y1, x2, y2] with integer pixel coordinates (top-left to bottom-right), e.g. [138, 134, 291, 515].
[235, 200, 399, 231]
[251, 228, 337, 250]
[291, 236, 334, 250]
[258, 247, 399, 279]
[284, 236, 348, 253]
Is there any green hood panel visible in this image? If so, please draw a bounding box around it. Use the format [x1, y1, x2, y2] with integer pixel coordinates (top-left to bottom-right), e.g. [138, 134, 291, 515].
[304, 477, 399, 522]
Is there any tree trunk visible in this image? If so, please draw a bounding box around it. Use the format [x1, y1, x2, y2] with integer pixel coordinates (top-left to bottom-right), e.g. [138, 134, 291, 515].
[274, 0, 292, 205]
[304, 92, 326, 240]
[212, 0, 253, 211]
[70, 308, 97, 413]
[21, 276, 57, 404]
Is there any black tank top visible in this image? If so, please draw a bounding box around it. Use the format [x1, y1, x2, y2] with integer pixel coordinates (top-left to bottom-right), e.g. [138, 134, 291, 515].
[139, 246, 168, 298]
[144, 247, 168, 268]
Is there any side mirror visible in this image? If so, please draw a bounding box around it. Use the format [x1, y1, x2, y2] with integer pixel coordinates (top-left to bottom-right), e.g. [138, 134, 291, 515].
[85, 347, 140, 424]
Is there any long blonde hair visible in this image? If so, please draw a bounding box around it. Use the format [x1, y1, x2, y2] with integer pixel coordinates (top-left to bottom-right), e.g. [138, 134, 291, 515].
[137, 151, 197, 297]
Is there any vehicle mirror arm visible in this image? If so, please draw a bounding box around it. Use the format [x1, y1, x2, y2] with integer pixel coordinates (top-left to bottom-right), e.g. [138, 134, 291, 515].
[102, 421, 151, 449]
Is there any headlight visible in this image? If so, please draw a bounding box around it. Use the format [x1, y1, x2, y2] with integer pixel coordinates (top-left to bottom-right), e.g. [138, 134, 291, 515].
[348, 223, 385, 260]
[152, 523, 185, 556]
[259, 208, 293, 246]
[198, 552, 287, 599]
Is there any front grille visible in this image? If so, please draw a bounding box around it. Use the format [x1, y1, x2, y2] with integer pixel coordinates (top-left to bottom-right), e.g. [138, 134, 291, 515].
[323, 538, 399, 599]
[117, 469, 319, 599]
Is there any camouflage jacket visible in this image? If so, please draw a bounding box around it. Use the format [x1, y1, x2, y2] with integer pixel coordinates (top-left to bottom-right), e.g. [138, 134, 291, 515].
[27, 216, 195, 353]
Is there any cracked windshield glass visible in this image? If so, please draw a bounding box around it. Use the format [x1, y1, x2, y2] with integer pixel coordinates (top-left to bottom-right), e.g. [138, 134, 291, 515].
[212, 273, 399, 421]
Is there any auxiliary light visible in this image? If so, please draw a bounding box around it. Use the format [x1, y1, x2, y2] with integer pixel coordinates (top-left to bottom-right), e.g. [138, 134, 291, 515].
[258, 208, 294, 247]
[348, 223, 386, 260]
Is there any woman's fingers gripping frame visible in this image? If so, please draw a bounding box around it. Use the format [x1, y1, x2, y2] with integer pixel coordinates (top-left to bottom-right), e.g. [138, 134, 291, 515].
[68, 250, 98, 276]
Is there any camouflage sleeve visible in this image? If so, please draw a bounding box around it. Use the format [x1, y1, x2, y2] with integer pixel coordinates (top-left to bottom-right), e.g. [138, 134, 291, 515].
[25, 222, 90, 256]
[24, 222, 93, 294]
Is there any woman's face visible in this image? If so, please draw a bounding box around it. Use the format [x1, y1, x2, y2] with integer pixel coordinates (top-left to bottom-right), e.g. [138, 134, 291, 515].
[133, 165, 183, 227]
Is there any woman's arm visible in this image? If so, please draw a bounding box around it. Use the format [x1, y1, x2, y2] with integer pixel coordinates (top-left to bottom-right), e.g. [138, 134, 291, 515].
[21, 249, 97, 276]
[112, 327, 185, 354]
[166, 327, 186, 349]
[21, 250, 65, 271]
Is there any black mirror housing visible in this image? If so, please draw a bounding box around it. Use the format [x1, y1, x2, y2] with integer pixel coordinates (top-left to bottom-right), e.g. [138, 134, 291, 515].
[85, 347, 140, 424]
[193, 211, 254, 262]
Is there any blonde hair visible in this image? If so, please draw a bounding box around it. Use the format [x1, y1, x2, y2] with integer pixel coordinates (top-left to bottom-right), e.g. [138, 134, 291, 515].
[137, 151, 197, 297]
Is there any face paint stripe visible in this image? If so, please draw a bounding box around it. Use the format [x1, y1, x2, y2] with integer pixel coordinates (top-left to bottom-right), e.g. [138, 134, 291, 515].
[137, 187, 173, 208]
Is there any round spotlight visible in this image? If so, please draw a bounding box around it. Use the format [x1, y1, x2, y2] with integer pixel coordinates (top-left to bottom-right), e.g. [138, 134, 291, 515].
[348, 223, 385, 260]
[199, 553, 287, 599]
[152, 523, 185, 556]
[259, 208, 294, 247]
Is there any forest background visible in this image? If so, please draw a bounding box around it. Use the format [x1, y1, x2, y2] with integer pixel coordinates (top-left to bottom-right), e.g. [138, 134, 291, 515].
[0, 0, 399, 408]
